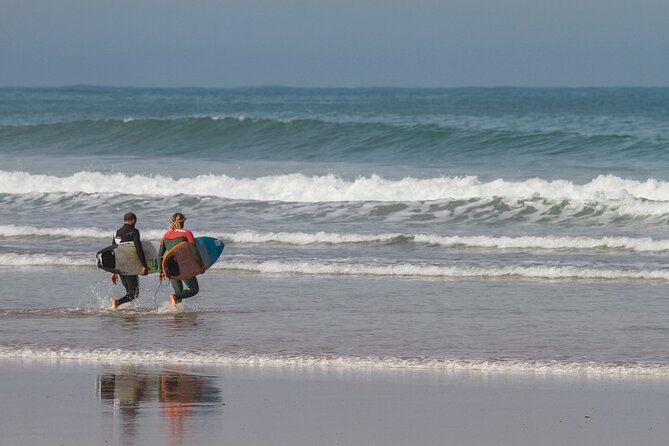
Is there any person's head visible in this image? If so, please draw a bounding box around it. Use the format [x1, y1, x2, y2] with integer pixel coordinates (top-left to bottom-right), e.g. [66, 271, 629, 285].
[169, 212, 187, 231]
[123, 212, 137, 225]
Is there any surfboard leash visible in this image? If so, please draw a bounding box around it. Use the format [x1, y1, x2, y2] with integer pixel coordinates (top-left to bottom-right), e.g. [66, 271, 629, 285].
[152, 277, 169, 308]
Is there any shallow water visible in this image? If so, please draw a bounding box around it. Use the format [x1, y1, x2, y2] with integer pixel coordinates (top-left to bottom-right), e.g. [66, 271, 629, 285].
[2, 87, 669, 377]
[2, 267, 668, 376]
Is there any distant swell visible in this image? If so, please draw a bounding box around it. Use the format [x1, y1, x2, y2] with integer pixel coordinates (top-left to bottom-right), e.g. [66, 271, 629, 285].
[0, 116, 469, 160]
[3, 113, 657, 162]
[1, 346, 668, 378]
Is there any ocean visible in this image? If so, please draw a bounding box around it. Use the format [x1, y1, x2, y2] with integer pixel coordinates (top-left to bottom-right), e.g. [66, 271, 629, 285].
[2, 86, 669, 377]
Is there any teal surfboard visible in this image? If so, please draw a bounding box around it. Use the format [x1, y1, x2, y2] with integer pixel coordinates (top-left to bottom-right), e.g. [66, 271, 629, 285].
[195, 237, 225, 269]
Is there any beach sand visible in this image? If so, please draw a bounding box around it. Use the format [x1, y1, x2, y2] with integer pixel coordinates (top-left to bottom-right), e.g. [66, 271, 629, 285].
[1, 359, 667, 446]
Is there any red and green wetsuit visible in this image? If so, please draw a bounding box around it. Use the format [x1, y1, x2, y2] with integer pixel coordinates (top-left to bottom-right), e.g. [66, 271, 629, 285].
[158, 228, 202, 301]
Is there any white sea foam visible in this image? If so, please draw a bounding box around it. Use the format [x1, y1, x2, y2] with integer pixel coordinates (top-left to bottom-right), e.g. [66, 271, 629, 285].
[223, 229, 403, 245]
[210, 114, 252, 122]
[0, 253, 92, 267]
[225, 231, 669, 253]
[3, 225, 669, 253]
[220, 259, 669, 281]
[0, 225, 165, 240]
[4, 170, 669, 205]
[1, 346, 668, 378]
[412, 234, 669, 252]
[0, 225, 397, 244]
[3, 250, 667, 282]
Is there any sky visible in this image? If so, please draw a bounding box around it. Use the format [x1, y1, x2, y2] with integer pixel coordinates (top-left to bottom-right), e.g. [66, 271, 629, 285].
[1, 0, 668, 88]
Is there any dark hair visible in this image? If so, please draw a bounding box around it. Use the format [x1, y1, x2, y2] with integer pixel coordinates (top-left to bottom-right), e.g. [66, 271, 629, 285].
[123, 212, 137, 222]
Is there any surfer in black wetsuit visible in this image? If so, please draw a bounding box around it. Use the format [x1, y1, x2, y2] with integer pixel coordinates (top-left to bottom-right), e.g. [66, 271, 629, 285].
[111, 212, 149, 309]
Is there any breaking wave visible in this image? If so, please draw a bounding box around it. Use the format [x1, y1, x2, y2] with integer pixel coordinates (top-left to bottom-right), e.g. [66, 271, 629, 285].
[3, 171, 669, 206]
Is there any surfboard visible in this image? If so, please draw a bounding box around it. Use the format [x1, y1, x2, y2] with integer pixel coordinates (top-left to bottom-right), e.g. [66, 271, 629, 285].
[162, 237, 225, 280]
[96, 241, 161, 275]
[97, 237, 224, 277]
[195, 237, 225, 270]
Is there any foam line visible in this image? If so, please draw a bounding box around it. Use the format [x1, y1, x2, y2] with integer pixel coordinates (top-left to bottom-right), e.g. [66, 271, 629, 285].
[3, 170, 669, 203]
[220, 259, 669, 281]
[0, 225, 165, 240]
[1, 346, 668, 378]
[3, 225, 669, 253]
[4, 253, 668, 282]
[0, 253, 92, 267]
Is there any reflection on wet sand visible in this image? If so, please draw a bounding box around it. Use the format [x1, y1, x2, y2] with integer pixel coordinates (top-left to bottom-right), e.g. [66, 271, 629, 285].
[97, 367, 223, 446]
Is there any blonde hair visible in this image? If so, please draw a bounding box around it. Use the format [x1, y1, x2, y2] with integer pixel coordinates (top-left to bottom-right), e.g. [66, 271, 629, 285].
[169, 212, 187, 231]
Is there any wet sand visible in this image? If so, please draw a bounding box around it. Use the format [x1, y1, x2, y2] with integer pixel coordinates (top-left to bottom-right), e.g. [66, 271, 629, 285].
[1, 359, 668, 446]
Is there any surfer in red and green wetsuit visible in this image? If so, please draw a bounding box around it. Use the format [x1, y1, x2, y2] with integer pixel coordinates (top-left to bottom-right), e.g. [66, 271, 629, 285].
[158, 212, 202, 306]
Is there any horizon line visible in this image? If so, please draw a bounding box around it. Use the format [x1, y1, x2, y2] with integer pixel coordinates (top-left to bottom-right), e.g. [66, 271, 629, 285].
[1, 84, 668, 90]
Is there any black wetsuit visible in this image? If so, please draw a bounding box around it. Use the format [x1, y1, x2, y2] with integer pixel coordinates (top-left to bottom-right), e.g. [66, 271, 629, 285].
[113, 223, 148, 305]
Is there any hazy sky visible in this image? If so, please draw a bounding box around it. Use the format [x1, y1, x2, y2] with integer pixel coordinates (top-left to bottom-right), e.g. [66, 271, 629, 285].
[2, 0, 668, 87]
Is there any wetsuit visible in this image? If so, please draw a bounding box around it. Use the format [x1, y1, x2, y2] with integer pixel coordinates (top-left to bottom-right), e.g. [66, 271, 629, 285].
[158, 228, 201, 302]
[113, 223, 148, 306]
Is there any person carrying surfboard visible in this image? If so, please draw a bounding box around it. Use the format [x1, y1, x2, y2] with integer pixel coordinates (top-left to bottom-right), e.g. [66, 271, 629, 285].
[158, 212, 203, 306]
[111, 212, 149, 309]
